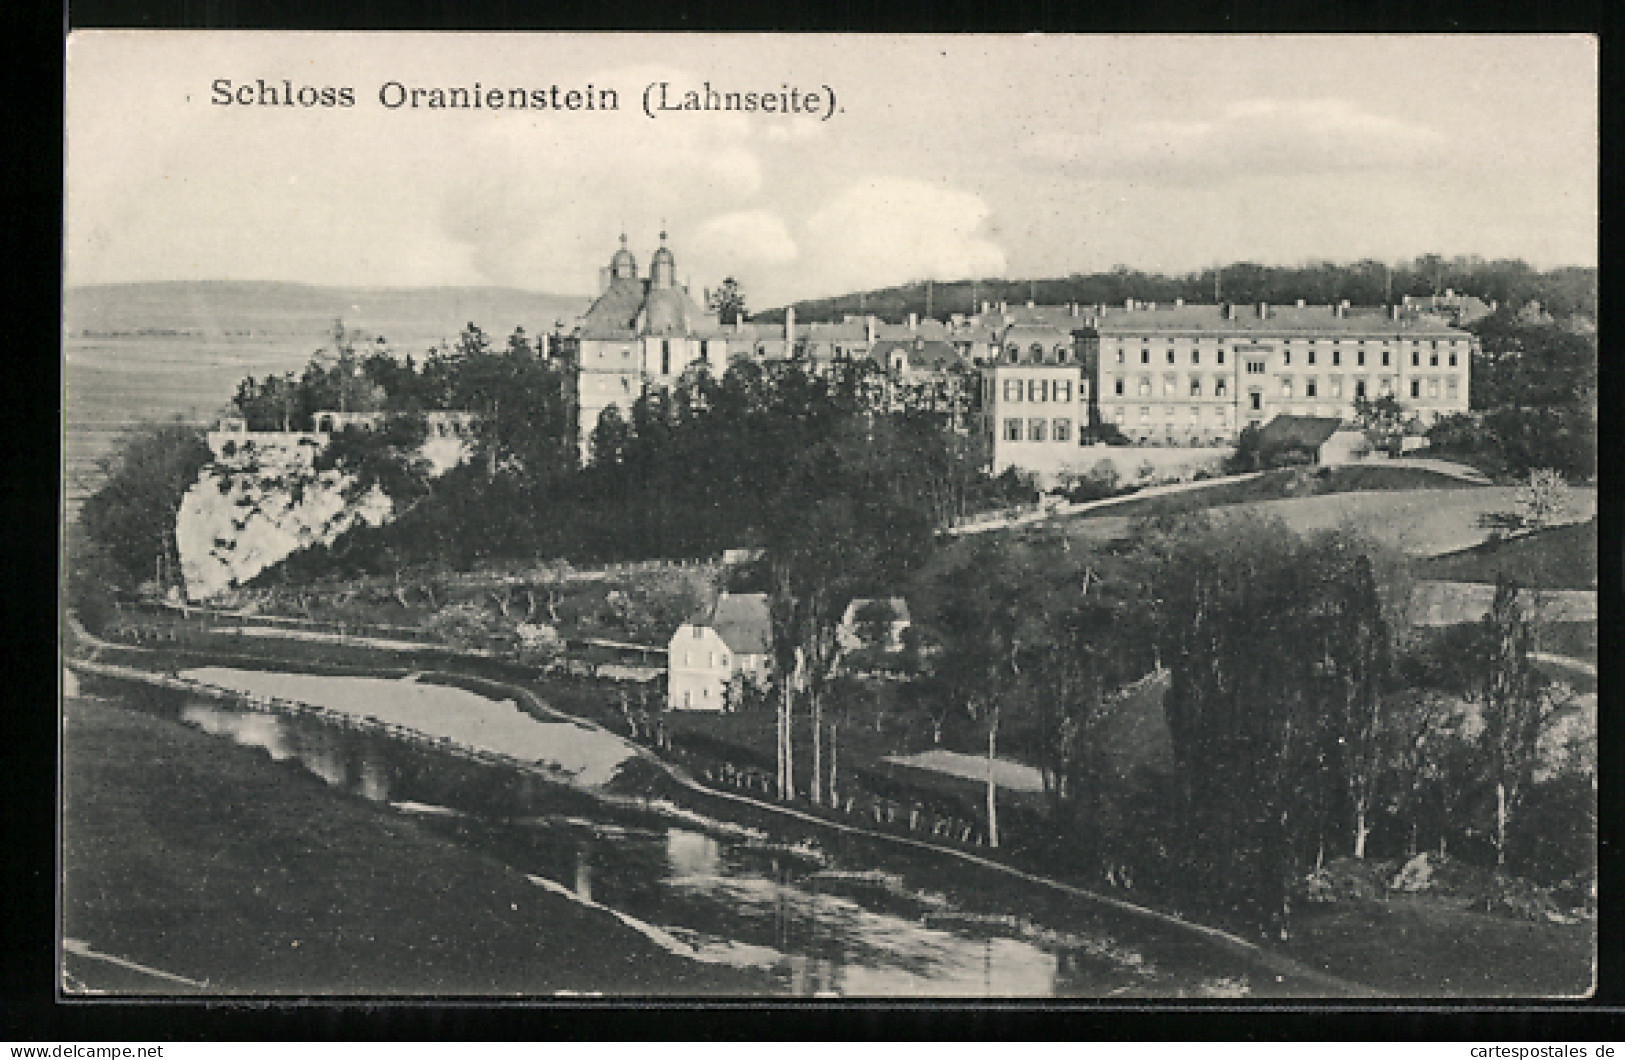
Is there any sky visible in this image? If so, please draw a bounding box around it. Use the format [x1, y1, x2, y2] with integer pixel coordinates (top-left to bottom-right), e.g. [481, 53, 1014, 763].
[65, 33, 1597, 307]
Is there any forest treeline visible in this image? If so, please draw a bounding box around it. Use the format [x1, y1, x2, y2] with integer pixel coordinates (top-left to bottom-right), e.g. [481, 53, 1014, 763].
[762, 255, 1596, 324]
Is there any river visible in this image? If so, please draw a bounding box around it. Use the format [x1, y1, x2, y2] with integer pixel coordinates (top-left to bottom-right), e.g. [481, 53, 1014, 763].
[107, 667, 1340, 997]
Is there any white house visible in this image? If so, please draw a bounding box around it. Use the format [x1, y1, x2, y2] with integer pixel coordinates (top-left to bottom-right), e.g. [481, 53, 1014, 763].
[666, 592, 772, 711]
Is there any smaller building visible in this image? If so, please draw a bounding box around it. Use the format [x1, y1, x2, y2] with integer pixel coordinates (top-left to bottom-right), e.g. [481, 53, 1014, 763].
[1252, 414, 1348, 466]
[666, 592, 773, 711]
[836, 597, 913, 654]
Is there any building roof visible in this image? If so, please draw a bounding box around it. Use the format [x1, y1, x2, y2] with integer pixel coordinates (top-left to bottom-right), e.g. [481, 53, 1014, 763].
[700, 592, 773, 656]
[1256, 414, 1344, 451]
[1091, 303, 1468, 337]
[870, 338, 963, 372]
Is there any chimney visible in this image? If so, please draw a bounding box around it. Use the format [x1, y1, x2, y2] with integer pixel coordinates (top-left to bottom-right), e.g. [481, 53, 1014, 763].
[785, 306, 796, 346]
[1258, 302, 1270, 319]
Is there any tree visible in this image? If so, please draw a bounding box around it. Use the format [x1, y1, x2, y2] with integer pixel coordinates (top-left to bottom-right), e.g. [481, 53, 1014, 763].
[1327, 555, 1391, 858]
[1475, 577, 1556, 868]
[708, 277, 747, 325]
[77, 423, 213, 593]
[1514, 468, 1571, 532]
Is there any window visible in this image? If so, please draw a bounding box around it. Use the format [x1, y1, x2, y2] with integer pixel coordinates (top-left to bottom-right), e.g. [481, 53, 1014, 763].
[1189, 378, 1202, 397]
[1306, 379, 1318, 398]
[1281, 378, 1293, 399]
[1379, 377, 1392, 396]
[1217, 349, 1225, 365]
[1215, 406, 1228, 422]
[1081, 380, 1090, 401]
[1449, 350, 1458, 367]
[1003, 379, 1021, 402]
[1054, 345, 1069, 362]
[1356, 350, 1366, 367]
[1430, 351, 1439, 367]
[699, 340, 710, 364]
[1410, 380, 1420, 399]
[1249, 392, 1262, 411]
[694, 627, 703, 639]
[1053, 418, 1071, 442]
[1167, 349, 1176, 365]
[1114, 378, 1125, 396]
[1381, 349, 1390, 367]
[1428, 379, 1440, 399]
[661, 339, 672, 375]
[1055, 380, 1073, 403]
[709, 652, 716, 668]
[1029, 418, 1047, 441]
[1189, 405, 1201, 421]
[1355, 380, 1367, 399]
[1246, 360, 1266, 375]
[1141, 349, 1150, 364]
[1140, 407, 1151, 424]
[1330, 377, 1342, 398]
[1030, 343, 1045, 362]
[1115, 409, 1126, 425]
[1191, 349, 1201, 365]
[622, 347, 631, 359]
[1004, 418, 1022, 441]
[1215, 378, 1228, 397]
[1447, 379, 1459, 400]
[1411, 351, 1420, 367]
[1164, 405, 1175, 421]
[1332, 350, 1341, 367]
[1031, 379, 1049, 402]
[1116, 349, 1126, 364]
[1139, 377, 1152, 397]
[1164, 375, 1177, 396]
[1308, 350, 1316, 366]
[1283, 350, 1291, 366]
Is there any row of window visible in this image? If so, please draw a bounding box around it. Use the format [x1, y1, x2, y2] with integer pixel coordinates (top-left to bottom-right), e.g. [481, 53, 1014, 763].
[1110, 406, 1232, 425]
[1105, 374, 1462, 401]
[999, 378, 1081, 403]
[1002, 417, 1074, 443]
[1114, 346, 1463, 368]
[1003, 343, 1074, 364]
[1107, 336, 1465, 349]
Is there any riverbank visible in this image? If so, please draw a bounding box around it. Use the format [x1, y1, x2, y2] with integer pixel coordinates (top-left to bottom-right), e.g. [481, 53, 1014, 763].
[61, 692, 774, 995]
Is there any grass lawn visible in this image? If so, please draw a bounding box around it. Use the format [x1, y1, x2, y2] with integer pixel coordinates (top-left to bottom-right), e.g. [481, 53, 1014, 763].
[61, 694, 772, 995]
[1417, 518, 1598, 590]
[1283, 895, 1593, 997]
[1060, 485, 1596, 558]
[1072, 464, 1482, 524]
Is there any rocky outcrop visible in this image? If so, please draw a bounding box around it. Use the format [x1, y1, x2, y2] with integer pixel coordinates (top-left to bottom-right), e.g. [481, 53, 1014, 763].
[175, 437, 392, 600]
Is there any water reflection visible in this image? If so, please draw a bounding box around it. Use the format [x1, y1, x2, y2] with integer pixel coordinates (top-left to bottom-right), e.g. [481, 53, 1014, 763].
[165, 692, 1240, 997]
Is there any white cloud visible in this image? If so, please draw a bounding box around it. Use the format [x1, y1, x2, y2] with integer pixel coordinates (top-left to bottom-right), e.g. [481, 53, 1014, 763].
[801, 178, 1007, 296]
[694, 210, 798, 265]
[1022, 99, 1449, 183]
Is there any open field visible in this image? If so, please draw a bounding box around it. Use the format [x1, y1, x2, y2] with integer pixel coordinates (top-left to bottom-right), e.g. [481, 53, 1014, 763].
[1416, 518, 1598, 590]
[61, 693, 768, 995]
[1057, 485, 1597, 558]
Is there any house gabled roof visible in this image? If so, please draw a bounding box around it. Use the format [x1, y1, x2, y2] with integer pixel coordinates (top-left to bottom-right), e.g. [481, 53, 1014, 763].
[694, 592, 772, 655]
[1256, 414, 1344, 451]
[870, 338, 963, 372]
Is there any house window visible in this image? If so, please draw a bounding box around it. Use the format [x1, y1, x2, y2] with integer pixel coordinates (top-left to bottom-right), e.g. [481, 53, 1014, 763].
[1114, 378, 1125, 396]
[1030, 344, 1045, 362]
[1283, 350, 1291, 366]
[1379, 377, 1392, 396]
[1308, 350, 1316, 366]
[1164, 375, 1176, 396]
[1357, 350, 1366, 367]
[1189, 405, 1201, 421]
[1140, 406, 1151, 423]
[1332, 350, 1341, 366]
[694, 627, 702, 639]
[1055, 345, 1069, 362]
[1139, 377, 1152, 397]
[721, 655, 729, 668]
[662, 340, 672, 375]
[1355, 380, 1367, 399]
[1215, 378, 1228, 397]
[1449, 350, 1458, 367]
[1167, 349, 1176, 365]
[683, 691, 691, 708]
[1281, 378, 1293, 399]
[1428, 379, 1440, 399]
[1191, 350, 1201, 365]
[1246, 360, 1265, 375]
[1411, 351, 1420, 367]
[1430, 351, 1439, 367]
[1115, 409, 1126, 425]
[1410, 380, 1420, 399]
[1249, 392, 1262, 411]
[1217, 349, 1225, 365]
[1004, 418, 1022, 441]
[1055, 380, 1073, 403]
[1029, 379, 1048, 402]
[1381, 349, 1390, 367]
[1081, 380, 1090, 401]
[1330, 377, 1342, 398]
[1053, 418, 1071, 442]
[1447, 379, 1460, 399]
[1116, 349, 1126, 364]
[1028, 418, 1048, 441]
[700, 340, 710, 363]
[1004, 379, 1022, 402]
[1306, 379, 1318, 398]
[1141, 349, 1150, 364]
[709, 652, 716, 667]
[1189, 378, 1202, 397]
